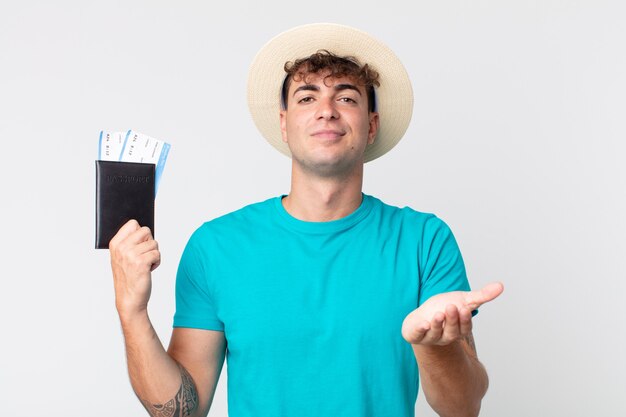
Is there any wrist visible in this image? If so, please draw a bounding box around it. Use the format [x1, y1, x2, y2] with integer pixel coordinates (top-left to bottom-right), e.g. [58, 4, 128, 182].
[117, 305, 150, 328]
[411, 339, 466, 363]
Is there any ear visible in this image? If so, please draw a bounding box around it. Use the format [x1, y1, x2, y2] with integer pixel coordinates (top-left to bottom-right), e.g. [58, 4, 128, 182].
[280, 110, 288, 143]
[367, 112, 379, 145]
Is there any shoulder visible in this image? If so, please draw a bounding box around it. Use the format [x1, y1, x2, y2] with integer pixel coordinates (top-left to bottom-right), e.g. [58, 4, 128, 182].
[209, 197, 276, 226]
[367, 194, 450, 234]
[186, 196, 278, 245]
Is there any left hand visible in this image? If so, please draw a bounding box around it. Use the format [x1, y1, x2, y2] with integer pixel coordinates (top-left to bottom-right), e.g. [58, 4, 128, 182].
[401, 282, 504, 346]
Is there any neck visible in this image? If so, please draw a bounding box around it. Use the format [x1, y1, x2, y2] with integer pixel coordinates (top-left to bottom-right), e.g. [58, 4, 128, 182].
[282, 161, 364, 222]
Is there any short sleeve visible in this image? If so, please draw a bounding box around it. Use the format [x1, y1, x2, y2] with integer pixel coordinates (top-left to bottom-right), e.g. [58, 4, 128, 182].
[173, 227, 224, 331]
[417, 216, 473, 310]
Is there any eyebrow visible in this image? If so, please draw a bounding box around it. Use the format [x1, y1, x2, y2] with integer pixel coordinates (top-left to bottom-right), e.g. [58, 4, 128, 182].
[334, 83, 362, 95]
[292, 83, 362, 97]
[292, 84, 319, 96]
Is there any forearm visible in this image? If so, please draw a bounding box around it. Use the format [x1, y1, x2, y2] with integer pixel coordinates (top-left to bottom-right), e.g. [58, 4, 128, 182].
[120, 311, 201, 417]
[110, 222, 203, 416]
[412, 338, 488, 417]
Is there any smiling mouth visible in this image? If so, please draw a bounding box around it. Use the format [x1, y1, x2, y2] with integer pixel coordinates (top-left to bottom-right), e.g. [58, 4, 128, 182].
[311, 130, 346, 140]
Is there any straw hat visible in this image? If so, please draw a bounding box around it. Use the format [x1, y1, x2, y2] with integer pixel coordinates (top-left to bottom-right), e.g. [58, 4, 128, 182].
[247, 23, 413, 163]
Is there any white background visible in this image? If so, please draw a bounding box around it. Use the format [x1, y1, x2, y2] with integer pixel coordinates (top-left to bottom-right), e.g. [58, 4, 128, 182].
[1, 1, 625, 416]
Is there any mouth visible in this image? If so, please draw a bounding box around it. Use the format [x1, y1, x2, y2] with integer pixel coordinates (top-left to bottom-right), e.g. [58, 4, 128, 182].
[310, 129, 346, 140]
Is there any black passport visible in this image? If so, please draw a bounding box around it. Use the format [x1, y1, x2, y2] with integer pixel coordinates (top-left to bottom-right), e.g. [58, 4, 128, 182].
[95, 160, 155, 249]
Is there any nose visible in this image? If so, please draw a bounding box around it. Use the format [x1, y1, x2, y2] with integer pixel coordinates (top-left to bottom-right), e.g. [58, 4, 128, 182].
[315, 97, 339, 120]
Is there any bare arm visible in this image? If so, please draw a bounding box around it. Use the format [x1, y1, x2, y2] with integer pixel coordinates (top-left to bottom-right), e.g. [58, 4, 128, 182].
[120, 312, 197, 416]
[401, 283, 504, 417]
[167, 328, 226, 416]
[110, 220, 226, 417]
[412, 332, 487, 417]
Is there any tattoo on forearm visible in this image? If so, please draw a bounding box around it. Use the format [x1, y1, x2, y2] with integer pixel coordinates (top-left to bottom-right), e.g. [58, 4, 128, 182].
[140, 364, 198, 417]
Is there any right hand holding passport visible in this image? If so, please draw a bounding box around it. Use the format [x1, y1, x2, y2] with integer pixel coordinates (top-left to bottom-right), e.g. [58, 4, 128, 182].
[95, 130, 170, 249]
[109, 219, 161, 318]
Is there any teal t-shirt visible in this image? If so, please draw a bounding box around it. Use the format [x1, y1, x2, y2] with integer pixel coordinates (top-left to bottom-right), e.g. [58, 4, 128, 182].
[174, 194, 471, 417]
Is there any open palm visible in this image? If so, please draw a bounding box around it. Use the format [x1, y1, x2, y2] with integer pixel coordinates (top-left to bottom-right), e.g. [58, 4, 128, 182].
[401, 282, 504, 346]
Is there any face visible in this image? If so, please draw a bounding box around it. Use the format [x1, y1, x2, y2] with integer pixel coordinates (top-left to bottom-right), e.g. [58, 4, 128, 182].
[279, 72, 379, 178]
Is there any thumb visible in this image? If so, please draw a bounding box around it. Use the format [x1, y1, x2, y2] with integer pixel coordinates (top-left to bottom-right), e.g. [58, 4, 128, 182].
[109, 219, 141, 247]
[465, 282, 504, 310]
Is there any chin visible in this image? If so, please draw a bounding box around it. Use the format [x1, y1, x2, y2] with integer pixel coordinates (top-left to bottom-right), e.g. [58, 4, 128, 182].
[298, 155, 362, 178]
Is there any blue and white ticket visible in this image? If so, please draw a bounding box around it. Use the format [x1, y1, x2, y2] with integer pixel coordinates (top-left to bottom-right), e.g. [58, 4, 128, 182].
[98, 130, 171, 194]
[98, 131, 126, 161]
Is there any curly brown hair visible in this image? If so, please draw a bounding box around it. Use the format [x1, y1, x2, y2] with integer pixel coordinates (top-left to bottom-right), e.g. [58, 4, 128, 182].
[281, 50, 380, 112]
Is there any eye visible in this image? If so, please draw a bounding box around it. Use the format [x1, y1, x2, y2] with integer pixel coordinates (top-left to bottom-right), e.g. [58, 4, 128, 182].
[339, 97, 357, 104]
[298, 96, 314, 104]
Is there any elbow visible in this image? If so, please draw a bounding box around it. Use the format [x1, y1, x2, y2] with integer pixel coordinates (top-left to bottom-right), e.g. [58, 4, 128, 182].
[467, 369, 489, 417]
[430, 398, 482, 417]
[467, 399, 483, 417]
[432, 400, 482, 417]
[465, 366, 489, 417]
[431, 373, 489, 417]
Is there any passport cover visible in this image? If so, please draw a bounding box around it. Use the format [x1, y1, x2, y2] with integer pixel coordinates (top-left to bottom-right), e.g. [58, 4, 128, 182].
[95, 160, 155, 249]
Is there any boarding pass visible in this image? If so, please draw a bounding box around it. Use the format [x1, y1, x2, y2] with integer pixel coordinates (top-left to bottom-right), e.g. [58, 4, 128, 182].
[98, 130, 171, 194]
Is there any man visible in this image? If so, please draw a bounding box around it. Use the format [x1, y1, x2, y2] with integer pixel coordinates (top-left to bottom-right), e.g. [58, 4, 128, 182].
[109, 23, 503, 417]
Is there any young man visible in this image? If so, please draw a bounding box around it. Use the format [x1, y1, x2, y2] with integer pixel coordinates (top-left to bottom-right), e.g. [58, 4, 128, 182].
[109, 23, 503, 417]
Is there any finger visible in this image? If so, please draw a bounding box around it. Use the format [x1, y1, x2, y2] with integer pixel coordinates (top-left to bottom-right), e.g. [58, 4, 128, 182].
[422, 312, 444, 344]
[135, 238, 159, 255]
[444, 304, 459, 328]
[458, 306, 473, 336]
[150, 256, 161, 272]
[144, 249, 161, 272]
[464, 282, 504, 310]
[123, 226, 154, 246]
[130, 248, 160, 272]
[109, 219, 140, 247]
[441, 305, 461, 342]
[403, 320, 430, 344]
[142, 243, 161, 272]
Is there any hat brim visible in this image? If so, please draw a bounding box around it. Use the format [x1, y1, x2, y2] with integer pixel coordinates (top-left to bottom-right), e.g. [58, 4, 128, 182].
[247, 23, 413, 163]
